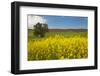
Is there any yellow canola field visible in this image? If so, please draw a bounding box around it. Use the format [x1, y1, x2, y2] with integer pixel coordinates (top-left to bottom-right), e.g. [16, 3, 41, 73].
[28, 35, 88, 60]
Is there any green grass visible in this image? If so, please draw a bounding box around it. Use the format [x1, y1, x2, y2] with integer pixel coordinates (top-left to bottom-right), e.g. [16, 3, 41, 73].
[28, 29, 88, 40]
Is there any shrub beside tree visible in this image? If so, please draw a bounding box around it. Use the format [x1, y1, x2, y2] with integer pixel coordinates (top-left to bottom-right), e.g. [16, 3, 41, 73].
[33, 22, 48, 37]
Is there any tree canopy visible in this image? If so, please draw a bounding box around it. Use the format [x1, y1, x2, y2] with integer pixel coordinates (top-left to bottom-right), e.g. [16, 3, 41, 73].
[33, 22, 48, 37]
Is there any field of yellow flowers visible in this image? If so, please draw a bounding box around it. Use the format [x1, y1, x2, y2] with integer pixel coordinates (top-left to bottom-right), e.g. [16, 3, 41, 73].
[28, 31, 88, 61]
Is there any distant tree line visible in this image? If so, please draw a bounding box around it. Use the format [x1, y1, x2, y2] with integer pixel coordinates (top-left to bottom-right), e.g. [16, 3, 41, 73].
[33, 22, 48, 37]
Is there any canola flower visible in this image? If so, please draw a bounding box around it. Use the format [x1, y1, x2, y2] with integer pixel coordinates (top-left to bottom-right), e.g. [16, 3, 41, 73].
[28, 35, 88, 61]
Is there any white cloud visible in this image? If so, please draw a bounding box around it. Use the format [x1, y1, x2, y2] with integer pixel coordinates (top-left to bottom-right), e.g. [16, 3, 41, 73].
[28, 15, 47, 29]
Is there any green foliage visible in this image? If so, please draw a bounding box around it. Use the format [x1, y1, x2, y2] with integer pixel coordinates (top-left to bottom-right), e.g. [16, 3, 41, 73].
[33, 22, 48, 37]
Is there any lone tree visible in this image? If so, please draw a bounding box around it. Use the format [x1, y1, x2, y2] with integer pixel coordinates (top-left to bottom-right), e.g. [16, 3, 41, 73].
[33, 22, 48, 37]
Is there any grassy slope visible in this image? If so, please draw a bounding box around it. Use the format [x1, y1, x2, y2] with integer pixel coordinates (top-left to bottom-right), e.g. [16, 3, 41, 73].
[28, 29, 88, 40]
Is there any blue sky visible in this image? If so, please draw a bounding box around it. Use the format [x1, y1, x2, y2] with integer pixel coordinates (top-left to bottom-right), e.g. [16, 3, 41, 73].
[28, 15, 88, 29]
[43, 15, 88, 29]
